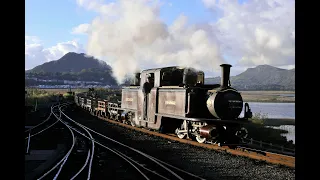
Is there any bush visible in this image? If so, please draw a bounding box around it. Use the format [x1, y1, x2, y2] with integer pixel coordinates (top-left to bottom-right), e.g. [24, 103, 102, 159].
[249, 111, 268, 125]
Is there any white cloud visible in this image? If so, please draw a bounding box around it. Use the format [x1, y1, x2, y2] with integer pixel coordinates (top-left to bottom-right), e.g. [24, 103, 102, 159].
[25, 36, 85, 70]
[71, 23, 91, 35]
[205, 0, 295, 67]
[75, 0, 225, 83]
[70, 0, 294, 81]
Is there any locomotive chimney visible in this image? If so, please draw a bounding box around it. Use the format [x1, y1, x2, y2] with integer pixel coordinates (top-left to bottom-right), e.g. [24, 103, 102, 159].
[220, 64, 232, 88]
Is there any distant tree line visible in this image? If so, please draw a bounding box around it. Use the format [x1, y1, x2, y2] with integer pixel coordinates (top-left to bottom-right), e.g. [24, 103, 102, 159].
[25, 68, 117, 85]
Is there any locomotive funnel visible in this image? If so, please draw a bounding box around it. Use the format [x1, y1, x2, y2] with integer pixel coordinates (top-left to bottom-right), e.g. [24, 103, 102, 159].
[220, 64, 232, 88]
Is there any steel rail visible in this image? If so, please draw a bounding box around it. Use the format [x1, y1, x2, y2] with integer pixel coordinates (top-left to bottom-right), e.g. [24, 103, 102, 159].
[70, 149, 91, 180]
[59, 105, 95, 180]
[63, 124, 149, 180]
[37, 104, 76, 180]
[61, 109, 204, 180]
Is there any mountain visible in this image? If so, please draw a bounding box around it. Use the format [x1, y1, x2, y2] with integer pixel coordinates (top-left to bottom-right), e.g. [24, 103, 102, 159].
[25, 52, 117, 85]
[26, 52, 111, 73]
[25, 53, 295, 90]
[205, 65, 295, 90]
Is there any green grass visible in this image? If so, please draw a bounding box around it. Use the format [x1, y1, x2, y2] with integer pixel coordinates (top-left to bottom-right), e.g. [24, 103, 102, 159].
[25, 88, 74, 108]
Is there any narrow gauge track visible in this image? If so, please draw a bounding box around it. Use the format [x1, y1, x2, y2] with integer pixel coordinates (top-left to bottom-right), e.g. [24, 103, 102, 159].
[75, 107, 295, 168]
[60, 104, 207, 180]
[32, 103, 94, 180]
[25, 104, 63, 153]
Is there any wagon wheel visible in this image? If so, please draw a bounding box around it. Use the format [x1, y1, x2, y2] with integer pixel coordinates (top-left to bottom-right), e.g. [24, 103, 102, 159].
[195, 135, 206, 143]
[129, 116, 136, 127]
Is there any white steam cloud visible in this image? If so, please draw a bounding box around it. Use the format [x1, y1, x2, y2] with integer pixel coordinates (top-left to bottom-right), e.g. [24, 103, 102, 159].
[74, 0, 295, 83]
[76, 0, 225, 83]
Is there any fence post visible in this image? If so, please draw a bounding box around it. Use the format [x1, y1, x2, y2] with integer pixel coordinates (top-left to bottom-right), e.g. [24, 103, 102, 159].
[26, 130, 31, 154]
[250, 138, 253, 144]
[34, 99, 38, 112]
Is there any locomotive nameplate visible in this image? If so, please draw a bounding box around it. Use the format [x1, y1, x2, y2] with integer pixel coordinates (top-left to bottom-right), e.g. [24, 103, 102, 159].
[126, 98, 133, 102]
[228, 100, 243, 109]
[165, 101, 176, 105]
[122, 89, 138, 110]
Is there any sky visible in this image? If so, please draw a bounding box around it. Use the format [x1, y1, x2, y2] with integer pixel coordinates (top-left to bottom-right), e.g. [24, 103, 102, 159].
[25, 0, 295, 83]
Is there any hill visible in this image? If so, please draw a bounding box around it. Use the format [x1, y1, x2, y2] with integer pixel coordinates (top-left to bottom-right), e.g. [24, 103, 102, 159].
[205, 65, 295, 90]
[25, 52, 295, 90]
[26, 52, 112, 73]
[25, 52, 117, 85]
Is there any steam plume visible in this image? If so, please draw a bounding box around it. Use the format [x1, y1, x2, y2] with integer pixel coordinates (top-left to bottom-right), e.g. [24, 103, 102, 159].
[83, 0, 225, 83]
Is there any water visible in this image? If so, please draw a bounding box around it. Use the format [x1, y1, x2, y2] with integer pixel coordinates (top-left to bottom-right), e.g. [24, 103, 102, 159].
[265, 125, 295, 144]
[240, 102, 295, 144]
[278, 93, 295, 97]
[241, 102, 295, 119]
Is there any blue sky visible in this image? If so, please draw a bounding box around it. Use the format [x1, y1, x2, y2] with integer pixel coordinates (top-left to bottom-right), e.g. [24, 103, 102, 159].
[26, 0, 92, 47]
[25, 0, 295, 79]
[26, 0, 247, 48]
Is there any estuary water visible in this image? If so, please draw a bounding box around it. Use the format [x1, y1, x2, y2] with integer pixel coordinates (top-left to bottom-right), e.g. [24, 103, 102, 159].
[241, 102, 295, 144]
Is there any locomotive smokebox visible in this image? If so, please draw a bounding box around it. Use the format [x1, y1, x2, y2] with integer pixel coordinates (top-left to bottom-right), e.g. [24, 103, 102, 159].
[220, 64, 232, 88]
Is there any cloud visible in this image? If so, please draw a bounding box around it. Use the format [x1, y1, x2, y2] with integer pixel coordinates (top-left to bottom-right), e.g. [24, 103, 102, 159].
[71, 23, 91, 35]
[76, 0, 225, 83]
[72, 0, 294, 82]
[25, 36, 85, 70]
[204, 0, 295, 67]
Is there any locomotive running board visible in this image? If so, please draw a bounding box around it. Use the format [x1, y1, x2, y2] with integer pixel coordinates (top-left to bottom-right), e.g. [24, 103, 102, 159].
[108, 107, 138, 112]
[155, 113, 249, 124]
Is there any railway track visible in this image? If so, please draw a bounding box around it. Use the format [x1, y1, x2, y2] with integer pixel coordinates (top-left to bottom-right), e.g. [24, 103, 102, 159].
[26, 102, 294, 180]
[60, 104, 207, 180]
[74, 106, 295, 168]
[33, 103, 95, 180]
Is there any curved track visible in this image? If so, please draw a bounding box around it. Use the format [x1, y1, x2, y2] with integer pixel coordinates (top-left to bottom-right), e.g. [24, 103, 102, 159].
[28, 103, 94, 180]
[76, 106, 295, 168]
[61, 104, 207, 180]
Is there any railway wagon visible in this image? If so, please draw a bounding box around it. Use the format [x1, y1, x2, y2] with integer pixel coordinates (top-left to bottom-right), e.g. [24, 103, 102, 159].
[74, 94, 79, 106]
[95, 99, 109, 117]
[79, 97, 86, 108]
[84, 98, 92, 111]
[89, 97, 98, 113]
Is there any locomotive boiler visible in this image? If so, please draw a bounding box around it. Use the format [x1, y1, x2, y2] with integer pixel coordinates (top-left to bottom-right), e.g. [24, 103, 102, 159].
[76, 63, 253, 145]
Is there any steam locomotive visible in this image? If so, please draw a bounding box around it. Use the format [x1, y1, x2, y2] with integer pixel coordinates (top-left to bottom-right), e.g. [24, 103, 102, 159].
[75, 64, 253, 145]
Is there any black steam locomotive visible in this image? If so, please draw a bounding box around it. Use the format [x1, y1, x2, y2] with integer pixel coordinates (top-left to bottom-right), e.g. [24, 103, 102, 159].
[75, 64, 253, 145]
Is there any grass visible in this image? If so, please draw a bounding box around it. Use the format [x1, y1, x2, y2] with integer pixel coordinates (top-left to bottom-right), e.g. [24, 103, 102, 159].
[248, 111, 269, 125]
[240, 91, 295, 103]
[25, 88, 74, 109]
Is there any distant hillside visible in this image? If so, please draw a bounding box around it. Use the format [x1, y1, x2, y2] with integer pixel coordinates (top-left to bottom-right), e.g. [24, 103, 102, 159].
[25, 53, 295, 90]
[26, 52, 111, 73]
[25, 52, 117, 85]
[205, 65, 295, 90]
